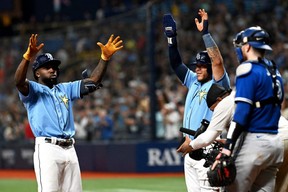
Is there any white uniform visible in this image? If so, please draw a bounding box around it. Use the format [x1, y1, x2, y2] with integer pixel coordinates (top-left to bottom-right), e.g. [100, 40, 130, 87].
[190, 91, 235, 150]
[275, 116, 288, 192]
[190, 90, 287, 191]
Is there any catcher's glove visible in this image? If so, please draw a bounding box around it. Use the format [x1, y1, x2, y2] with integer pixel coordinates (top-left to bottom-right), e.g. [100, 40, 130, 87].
[207, 154, 236, 187]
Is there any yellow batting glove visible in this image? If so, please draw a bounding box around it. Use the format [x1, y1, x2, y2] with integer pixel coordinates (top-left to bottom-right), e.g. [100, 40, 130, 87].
[97, 34, 123, 61]
[23, 34, 44, 61]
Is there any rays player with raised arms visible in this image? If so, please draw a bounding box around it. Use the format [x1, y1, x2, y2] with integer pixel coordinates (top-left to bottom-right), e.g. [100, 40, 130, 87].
[214, 26, 285, 192]
[163, 9, 230, 192]
[14, 34, 123, 192]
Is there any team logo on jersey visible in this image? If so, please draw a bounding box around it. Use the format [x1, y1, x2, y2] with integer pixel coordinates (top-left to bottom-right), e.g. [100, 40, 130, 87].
[197, 89, 208, 104]
[59, 95, 69, 109]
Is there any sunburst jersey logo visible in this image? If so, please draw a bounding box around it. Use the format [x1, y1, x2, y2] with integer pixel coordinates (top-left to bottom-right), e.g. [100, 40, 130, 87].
[197, 89, 208, 104]
[59, 95, 69, 109]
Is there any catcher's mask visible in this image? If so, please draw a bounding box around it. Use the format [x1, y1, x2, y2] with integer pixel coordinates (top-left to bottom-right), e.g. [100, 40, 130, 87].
[233, 26, 272, 63]
[32, 53, 61, 80]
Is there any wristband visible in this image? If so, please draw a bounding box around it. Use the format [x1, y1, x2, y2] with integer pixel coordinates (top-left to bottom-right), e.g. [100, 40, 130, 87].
[202, 20, 209, 35]
[167, 36, 177, 47]
[101, 54, 109, 61]
[23, 53, 31, 61]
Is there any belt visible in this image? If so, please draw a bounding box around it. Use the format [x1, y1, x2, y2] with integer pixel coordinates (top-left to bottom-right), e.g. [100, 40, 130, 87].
[44, 137, 74, 147]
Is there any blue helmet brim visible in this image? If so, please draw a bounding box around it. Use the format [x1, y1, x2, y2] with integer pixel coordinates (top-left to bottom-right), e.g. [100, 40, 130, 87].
[248, 42, 272, 51]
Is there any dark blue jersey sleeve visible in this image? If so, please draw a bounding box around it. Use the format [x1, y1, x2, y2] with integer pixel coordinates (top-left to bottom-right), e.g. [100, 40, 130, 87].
[168, 45, 188, 83]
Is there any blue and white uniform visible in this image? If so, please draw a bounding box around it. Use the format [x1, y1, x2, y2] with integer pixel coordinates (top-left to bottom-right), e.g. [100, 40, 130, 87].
[226, 59, 284, 192]
[168, 44, 230, 192]
[20, 80, 81, 138]
[233, 60, 284, 132]
[183, 69, 230, 135]
[19, 80, 83, 192]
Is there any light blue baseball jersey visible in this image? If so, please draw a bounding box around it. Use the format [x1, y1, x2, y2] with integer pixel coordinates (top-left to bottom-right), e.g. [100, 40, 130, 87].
[183, 70, 230, 138]
[19, 80, 82, 138]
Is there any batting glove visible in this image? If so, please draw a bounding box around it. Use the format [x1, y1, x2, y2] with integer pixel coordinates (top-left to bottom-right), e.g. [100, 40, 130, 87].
[163, 14, 177, 46]
[23, 34, 44, 61]
[97, 34, 123, 61]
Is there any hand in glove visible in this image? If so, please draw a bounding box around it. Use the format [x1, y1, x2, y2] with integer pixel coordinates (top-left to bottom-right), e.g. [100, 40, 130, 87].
[97, 34, 123, 61]
[23, 34, 44, 61]
[163, 14, 177, 46]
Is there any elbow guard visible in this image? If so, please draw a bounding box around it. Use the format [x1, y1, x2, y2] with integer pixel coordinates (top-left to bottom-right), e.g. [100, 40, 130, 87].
[80, 80, 103, 96]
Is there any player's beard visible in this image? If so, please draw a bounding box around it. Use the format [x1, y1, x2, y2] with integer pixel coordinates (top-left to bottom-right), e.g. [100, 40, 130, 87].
[42, 77, 58, 88]
[199, 75, 212, 84]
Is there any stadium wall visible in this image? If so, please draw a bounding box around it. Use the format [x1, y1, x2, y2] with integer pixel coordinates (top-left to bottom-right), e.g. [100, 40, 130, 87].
[0, 141, 184, 172]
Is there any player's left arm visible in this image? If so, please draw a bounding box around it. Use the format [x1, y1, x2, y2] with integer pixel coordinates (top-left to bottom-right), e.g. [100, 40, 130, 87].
[80, 34, 123, 96]
[195, 9, 225, 81]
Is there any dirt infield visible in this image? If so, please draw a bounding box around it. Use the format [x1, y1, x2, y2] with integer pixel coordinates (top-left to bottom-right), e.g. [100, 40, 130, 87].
[0, 170, 184, 179]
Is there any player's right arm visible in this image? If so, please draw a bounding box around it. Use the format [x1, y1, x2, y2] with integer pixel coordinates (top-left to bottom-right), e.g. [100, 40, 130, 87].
[195, 9, 225, 81]
[14, 34, 44, 96]
[163, 14, 188, 83]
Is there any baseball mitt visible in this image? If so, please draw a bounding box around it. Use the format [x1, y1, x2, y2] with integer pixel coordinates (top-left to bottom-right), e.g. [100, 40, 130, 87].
[207, 154, 236, 187]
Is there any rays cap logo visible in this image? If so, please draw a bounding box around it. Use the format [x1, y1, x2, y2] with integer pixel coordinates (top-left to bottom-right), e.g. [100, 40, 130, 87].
[189, 51, 212, 74]
[32, 53, 61, 73]
[194, 51, 211, 65]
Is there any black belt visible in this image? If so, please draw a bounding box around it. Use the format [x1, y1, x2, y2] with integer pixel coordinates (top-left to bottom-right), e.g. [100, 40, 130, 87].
[45, 138, 74, 147]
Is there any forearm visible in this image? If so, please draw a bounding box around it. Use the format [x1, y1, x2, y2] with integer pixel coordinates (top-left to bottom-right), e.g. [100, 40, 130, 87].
[88, 59, 109, 83]
[190, 129, 221, 150]
[203, 33, 224, 80]
[14, 59, 30, 94]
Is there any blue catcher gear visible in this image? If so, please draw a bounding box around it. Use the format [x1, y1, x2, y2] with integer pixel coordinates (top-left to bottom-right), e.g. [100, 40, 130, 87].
[233, 26, 272, 63]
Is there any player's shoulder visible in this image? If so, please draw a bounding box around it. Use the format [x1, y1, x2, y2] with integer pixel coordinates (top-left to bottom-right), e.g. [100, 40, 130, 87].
[236, 62, 253, 77]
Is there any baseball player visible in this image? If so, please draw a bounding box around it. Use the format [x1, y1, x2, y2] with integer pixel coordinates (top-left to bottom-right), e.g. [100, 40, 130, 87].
[177, 83, 233, 154]
[14, 34, 123, 192]
[213, 26, 285, 192]
[180, 82, 288, 191]
[275, 116, 288, 192]
[163, 9, 230, 192]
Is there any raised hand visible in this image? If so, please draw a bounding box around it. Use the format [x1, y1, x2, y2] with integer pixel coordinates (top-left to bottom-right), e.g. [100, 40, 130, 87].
[97, 34, 123, 61]
[23, 34, 44, 61]
[195, 9, 209, 34]
[163, 14, 177, 37]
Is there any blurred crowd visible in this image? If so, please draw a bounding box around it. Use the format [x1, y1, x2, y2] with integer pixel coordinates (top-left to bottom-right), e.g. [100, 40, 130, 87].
[0, 0, 288, 144]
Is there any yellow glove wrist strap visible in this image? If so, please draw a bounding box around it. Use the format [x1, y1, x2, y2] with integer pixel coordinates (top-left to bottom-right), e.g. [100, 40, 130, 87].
[23, 53, 31, 61]
[101, 54, 109, 61]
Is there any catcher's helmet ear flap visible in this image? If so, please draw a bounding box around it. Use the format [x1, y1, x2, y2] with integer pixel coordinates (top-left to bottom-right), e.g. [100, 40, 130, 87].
[233, 26, 272, 51]
[189, 51, 212, 75]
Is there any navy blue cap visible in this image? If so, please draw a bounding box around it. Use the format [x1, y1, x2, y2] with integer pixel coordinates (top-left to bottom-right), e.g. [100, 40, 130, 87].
[32, 53, 61, 72]
[192, 51, 211, 65]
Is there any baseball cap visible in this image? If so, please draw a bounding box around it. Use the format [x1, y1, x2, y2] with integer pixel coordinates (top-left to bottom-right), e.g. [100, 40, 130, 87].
[206, 83, 231, 108]
[189, 51, 212, 74]
[192, 51, 211, 65]
[32, 53, 61, 73]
